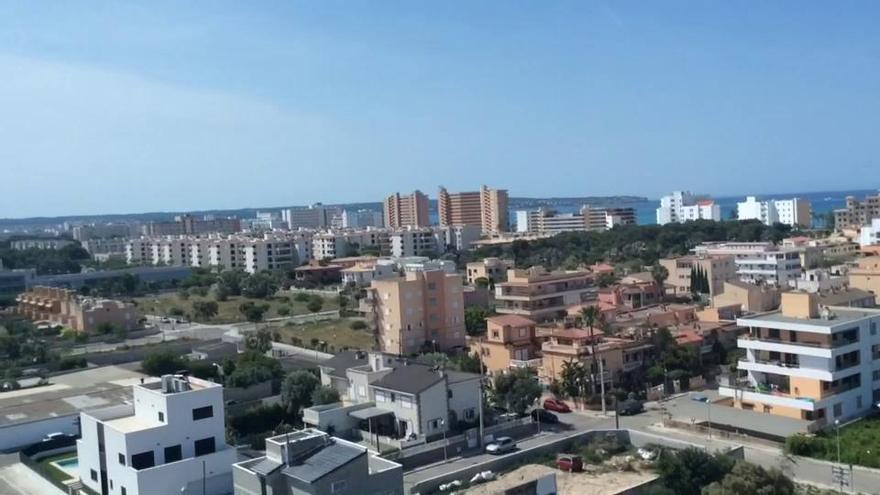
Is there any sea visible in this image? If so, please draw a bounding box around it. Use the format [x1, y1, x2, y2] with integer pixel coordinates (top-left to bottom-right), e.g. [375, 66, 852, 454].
[505, 189, 880, 229]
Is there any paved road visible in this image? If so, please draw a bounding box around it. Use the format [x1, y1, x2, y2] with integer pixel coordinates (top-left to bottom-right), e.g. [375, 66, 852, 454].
[404, 393, 880, 493]
[0, 455, 65, 495]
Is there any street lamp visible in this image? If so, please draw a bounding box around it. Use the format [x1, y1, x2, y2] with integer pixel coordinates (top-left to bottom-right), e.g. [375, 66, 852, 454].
[835, 419, 843, 494]
[440, 419, 448, 462]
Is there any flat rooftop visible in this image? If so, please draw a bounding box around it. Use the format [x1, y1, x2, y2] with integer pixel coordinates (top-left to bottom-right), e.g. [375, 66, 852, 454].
[0, 365, 149, 427]
[739, 306, 880, 328]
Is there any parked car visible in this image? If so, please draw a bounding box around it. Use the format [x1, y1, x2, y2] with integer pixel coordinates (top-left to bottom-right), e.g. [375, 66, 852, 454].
[485, 437, 516, 455]
[531, 408, 559, 424]
[556, 454, 583, 472]
[543, 398, 571, 413]
[42, 432, 71, 442]
[691, 394, 709, 403]
[618, 398, 644, 416]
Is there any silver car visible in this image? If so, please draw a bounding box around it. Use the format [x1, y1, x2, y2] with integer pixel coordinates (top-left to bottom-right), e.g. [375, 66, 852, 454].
[485, 436, 516, 455]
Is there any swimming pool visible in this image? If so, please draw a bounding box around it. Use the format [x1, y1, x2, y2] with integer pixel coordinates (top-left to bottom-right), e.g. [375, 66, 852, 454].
[51, 457, 79, 477]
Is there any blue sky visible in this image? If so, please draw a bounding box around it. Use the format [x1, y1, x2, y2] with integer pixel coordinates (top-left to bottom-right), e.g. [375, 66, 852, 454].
[1, 1, 878, 218]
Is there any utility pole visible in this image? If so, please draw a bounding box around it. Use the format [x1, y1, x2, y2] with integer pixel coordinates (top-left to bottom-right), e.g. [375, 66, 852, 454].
[202, 459, 206, 495]
[478, 337, 485, 449]
[598, 358, 607, 415]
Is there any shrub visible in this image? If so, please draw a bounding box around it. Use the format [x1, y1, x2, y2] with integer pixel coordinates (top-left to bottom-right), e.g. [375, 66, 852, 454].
[349, 320, 367, 330]
[277, 306, 291, 317]
[293, 292, 311, 302]
[306, 299, 323, 313]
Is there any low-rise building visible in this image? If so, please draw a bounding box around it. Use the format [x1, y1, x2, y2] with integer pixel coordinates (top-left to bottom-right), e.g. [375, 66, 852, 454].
[341, 259, 397, 287]
[77, 374, 235, 495]
[791, 268, 848, 293]
[465, 257, 514, 285]
[720, 292, 880, 425]
[494, 267, 595, 322]
[659, 255, 737, 297]
[145, 214, 241, 236]
[470, 315, 541, 373]
[233, 429, 403, 495]
[597, 273, 663, 310]
[859, 218, 880, 247]
[294, 261, 343, 286]
[712, 280, 782, 313]
[737, 196, 812, 228]
[693, 242, 805, 287]
[833, 193, 880, 231]
[10, 238, 74, 250]
[15, 286, 139, 333]
[849, 256, 880, 296]
[306, 351, 480, 442]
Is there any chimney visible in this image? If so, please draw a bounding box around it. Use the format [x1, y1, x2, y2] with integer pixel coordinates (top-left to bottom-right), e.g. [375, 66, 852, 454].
[780, 292, 819, 319]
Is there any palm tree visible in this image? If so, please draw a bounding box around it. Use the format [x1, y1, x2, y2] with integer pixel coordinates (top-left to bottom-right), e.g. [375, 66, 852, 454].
[580, 306, 601, 395]
[651, 264, 669, 297]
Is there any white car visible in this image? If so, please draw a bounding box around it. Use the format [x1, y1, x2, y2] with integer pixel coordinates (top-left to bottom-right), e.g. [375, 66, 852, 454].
[485, 437, 516, 455]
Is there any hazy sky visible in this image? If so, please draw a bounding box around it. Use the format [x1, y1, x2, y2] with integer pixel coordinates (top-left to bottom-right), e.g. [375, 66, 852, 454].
[1, 1, 878, 218]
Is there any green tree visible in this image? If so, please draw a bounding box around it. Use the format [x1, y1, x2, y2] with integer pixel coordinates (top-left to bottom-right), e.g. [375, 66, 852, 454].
[559, 359, 588, 402]
[241, 272, 279, 299]
[449, 353, 482, 373]
[656, 448, 734, 495]
[702, 461, 794, 495]
[464, 306, 490, 336]
[192, 300, 219, 321]
[595, 272, 617, 288]
[218, 270, 247, 296]
[473, 277, 490, 288]
[306, 298, 323, 313]
[651, 264, 669, 292]
[489, 368, 542, 415]
[239, 301, 270, 323]
[281, 370, 320, 413]
[276, 305, 291, 317]
[142, 351, 186, 376]
[311, 386, 341, 406]
[96, 322, 116, 335]
[245, 327, 274, 353]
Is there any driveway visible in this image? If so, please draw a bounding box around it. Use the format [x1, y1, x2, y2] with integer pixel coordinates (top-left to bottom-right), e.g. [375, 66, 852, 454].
[0, 460, 65, 495]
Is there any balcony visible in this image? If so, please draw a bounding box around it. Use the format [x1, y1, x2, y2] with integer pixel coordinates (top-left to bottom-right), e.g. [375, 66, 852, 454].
[718, 385, 818, 411]
[738, 336, 834, 358]
[738, 359, 834, 381]
[509, 358, 543, 369]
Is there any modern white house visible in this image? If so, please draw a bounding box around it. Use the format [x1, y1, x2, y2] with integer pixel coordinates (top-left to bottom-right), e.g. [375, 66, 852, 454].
[77, 375, 235, 495]
[656, 191, 721, 225]
[303, 351, 481, 445]
[737, 196, 812, 228]
[720, 292, 880, 426]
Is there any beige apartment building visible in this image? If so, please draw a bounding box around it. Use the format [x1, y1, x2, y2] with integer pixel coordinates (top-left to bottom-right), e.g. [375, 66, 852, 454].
[712, 280, 783, 313]
[470, 315, 541, 373]
[660, 255, 737, 297]
[384, 190, 430, 229]
[466, 257, 514, 285]
[438, 185, 509, 234]
[365, 269, 465, 355]
[494, 267, 594, 322]
[849, 256, 880, 296]
[16, 286, 138, 333]
[834, 194, 880, 230]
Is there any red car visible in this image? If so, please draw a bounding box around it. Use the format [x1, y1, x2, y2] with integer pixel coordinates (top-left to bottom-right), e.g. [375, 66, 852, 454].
[543, 398, 571, 413]
[556, 454, 583, 472]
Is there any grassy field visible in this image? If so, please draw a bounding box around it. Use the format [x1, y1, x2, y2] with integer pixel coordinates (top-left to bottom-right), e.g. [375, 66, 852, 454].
[273, 318, 375, 352]
[786, 416, 880, 468]
[37, 452, 76, 484]
[133, 293, 338, 323]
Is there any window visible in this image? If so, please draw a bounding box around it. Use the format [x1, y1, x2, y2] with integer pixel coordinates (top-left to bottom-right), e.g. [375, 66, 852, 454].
[164, 444, 182, 463]
[90, 469, 98, 482]
[464, 408, 476, 420]
[400, 397, 413, 409]
[118, 453, 125, 465]
[194, 437, 216, 457]
[331, 480, 348, 493]
[375, 391, 386, 403]
[833, 403, 843, 418]
[121, 488, 127, 495]
[192, 406, 213, 421]
[447, 390, 453, 399]
[158, 411, 164, 422]
[428, 419, 442, 430]
[131, 451, 155, 470]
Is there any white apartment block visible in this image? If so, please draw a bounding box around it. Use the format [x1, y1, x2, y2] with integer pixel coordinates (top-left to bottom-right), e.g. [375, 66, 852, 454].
[282, 204, 330, 230]
[434, 225, 481, 252]
[77, 375, 234, 495]
[737, 196, 811, 228]
[390, 228, 440, 258]
[720, 292, 880, 425]
[695, 242, 803, 287]
[126, 233, 312, 273]
[859, 218, 880, 247]
[312, 230, 390, 260]
[516, 206, 636, 234]
[656, 191, 721, 224]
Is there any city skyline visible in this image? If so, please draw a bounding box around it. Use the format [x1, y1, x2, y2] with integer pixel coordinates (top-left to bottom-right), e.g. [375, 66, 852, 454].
[2, 2, 879, 218]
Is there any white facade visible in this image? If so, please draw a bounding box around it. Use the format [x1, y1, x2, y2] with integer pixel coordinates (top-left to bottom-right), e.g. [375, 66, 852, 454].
[77, 375, 234, 495]
[390, 228, 440, 258]
[720, 305, 880, 424]
[656, 191, 720, 224]
[738, 196, 811, 227]
[516, 207, 635, 234]
[341, 259, 397, 287]
[282, 204, 329, 230]
[859, 218, 880, 247]
[734, 249, 802, 287]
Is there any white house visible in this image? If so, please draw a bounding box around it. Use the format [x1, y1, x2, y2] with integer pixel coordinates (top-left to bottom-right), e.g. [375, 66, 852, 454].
[737, 196, 811, 228]
[77, 375, 235, 495]
[657, 191, 721, 225]
[859, 218, 880, 247]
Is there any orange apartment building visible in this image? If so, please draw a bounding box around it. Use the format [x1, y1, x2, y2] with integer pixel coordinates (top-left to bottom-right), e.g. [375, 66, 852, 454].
[383, 190, 430, 229]
[494, 267, 595, 322]
[365, 269, 465, 355]
[15, 286, 139, 333]
[469, 315, 541, 374]
[659, 254, 737, 297]
[438, 185, 509, 235]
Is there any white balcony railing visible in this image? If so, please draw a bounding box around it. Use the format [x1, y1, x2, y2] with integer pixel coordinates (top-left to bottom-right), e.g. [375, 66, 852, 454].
[509, 358, 543, 369]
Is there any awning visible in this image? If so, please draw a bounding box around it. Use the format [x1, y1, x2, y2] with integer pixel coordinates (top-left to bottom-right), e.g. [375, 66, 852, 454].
[349, 407, 394, 420]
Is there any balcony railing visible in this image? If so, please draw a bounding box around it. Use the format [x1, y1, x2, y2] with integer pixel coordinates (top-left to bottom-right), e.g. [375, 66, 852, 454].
[746, 358, 801, 369]
[509, 358, 543, 369]
[740, 335, 828, 349]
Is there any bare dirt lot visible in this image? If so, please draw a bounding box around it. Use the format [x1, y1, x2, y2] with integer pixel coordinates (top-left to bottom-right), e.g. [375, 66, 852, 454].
[465, 464, 658, 495]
